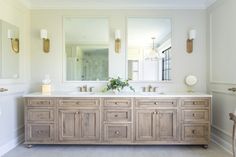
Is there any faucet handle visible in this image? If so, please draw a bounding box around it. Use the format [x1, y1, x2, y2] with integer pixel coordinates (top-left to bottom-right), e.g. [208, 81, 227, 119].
[142, 87, 146, 92]
[89, 87, 94, 92]
[78, 86, 83, 92]
[153, 87, 158, 92]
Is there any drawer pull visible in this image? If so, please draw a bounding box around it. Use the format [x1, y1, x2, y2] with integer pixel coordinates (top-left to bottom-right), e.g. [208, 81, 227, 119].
[192, 113, 195, 117]
[37, 130, 44, 134]
[115, 131, 120, 135]
[114, 115, 118, 117]
[193, 102, 197, 105]
[76, 112, 80, 114]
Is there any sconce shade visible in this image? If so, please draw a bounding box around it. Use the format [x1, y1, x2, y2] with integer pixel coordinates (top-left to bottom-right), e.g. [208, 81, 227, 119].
[40, 29, 48, 39]
[188, 29, 196, 40]
[7, 30, 14, 39]
[115, 30, 121, 39]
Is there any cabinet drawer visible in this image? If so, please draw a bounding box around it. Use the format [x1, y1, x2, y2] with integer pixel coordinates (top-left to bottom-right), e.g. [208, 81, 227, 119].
[182, 124, 209, 142]
[104, 124, 131, 141]
[59, 98, 99, 107]
[104, 109, 131, 122]
[27, 98, 54, 107]
[181, 99, 209, 108]
[182, 110, 209, 122]
[26, 123, 54, 142]
[27, 109, 54, 122]
[135, 99, 177, 108]
[104, 98, 132, 108]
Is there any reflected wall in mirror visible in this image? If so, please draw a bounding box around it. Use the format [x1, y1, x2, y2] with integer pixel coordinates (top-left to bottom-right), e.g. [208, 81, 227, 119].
[127, 18, 172, 82]
[64, 17, 109, 81]
[0, 20, 19, 79]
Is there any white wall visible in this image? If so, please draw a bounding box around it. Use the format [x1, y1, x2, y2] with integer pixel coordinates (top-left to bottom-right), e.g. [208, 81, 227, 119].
[0, 0, 30, 156]
[30, 9, 207, 93]
[207, 0, 236, 154]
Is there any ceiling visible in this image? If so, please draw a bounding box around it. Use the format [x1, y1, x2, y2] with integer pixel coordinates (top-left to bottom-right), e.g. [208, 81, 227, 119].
[19, 0, 217, 9]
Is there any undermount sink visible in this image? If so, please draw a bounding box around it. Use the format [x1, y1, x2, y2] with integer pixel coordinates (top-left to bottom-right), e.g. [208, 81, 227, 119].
[138, 92, 165, 95]
[68, 91, 95, 95]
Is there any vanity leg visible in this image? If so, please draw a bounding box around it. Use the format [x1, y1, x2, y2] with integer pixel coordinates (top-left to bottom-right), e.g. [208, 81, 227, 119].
[203, 145, 208, 149]
[26, 144, 33, 148]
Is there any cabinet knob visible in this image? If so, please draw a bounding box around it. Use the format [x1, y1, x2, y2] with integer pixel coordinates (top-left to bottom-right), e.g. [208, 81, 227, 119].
[154, 102, 158, 105]
[193, 102, 197, 105]
[115, 102, 118, 105]
[192, 113, 195, 117]
[115, 131, 120, 135]
[192, 130, 196, 134]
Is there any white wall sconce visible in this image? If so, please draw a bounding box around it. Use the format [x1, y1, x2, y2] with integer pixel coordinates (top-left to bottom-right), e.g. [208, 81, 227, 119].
[40, 29, 50, 53]
[115, 29, 121, 53]
[8, 29, 19, 53]
[186, 29, 196, 53]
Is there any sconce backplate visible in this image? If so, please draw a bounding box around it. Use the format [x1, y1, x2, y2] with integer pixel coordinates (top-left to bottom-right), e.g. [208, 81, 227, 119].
[115, 39, 121, 53]
[187, 39, 193, 53]
[43, 38, 50, 53]
[11, 39, 19, 53]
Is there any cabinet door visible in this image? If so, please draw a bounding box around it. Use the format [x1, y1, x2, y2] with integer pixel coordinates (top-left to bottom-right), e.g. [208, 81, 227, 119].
[58, 110, 79, 141]
[135, 109, 156, 141]
[78, 109, 100, 141]
[157, 109, 177, 140]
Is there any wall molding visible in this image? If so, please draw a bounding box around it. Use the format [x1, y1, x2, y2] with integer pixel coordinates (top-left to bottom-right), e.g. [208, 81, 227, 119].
[208, 6, 236, 85]
[211, 89, 236, 96]
[211, 125, 233, 155]
[0, 133, 24, 157]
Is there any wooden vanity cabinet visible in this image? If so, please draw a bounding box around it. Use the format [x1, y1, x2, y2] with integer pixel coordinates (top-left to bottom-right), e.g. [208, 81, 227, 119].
[24, 96, 211, 146]
[58, 98, 100, 143]
[135, 99, 178, 142]
[58, 109, 100, 142]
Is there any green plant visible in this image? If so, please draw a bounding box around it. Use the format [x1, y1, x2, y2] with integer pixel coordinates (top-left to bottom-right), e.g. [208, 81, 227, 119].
[103, 77, 135, 92]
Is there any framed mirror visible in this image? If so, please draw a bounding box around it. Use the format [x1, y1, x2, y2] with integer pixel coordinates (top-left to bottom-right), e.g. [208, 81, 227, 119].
[127, 17, 172, 82]
[64, 17, 109, 81]
[0, 20, 20, 79]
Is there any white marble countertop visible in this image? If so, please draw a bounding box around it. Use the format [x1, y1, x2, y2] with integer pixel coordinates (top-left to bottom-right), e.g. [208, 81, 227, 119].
[23, 91, 212, 98]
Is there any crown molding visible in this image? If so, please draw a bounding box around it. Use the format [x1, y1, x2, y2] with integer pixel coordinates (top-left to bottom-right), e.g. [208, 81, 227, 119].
[30, 5, 208, 10]
[14, 0, 217, 10]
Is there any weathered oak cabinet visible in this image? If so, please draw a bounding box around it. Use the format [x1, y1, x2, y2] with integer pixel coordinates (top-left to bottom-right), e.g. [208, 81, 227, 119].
[24, 95, 211, 148]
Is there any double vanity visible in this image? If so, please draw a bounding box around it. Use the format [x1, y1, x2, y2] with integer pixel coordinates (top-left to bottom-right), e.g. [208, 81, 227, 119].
[24, 92, 211, 148]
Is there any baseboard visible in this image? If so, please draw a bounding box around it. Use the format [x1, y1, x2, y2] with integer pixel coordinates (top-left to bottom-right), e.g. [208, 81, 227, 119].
[0, 133, 24, 157]
[211, 126, 233, 155]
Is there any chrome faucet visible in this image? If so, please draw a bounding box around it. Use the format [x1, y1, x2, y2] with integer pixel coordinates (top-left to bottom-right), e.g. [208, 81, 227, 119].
[142, 85, 158, 92]
[0, 88, 8, 92]
[78, 85, 94, 92]
[83, 85, 88, 92]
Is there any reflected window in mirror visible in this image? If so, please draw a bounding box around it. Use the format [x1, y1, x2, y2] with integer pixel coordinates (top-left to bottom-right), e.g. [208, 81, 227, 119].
[0, 20, 19, 79]
[161, 47, 171, 81]
[64, 17, 109, 81]
[127, 18, 172, 82]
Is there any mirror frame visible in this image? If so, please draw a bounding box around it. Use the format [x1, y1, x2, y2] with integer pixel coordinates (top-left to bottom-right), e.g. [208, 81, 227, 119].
[125, 16, 173, 83]
[62, 16, 111, 83]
